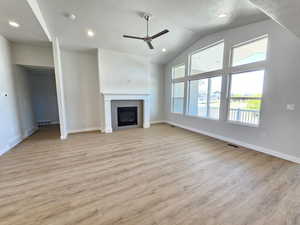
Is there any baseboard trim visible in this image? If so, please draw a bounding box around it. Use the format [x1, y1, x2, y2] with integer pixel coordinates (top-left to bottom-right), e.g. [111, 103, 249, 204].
[151, 121, 166, 124]
[68, 127, 101, 135]
[0, 126, 38, 156]
[165, 121, 300, 164]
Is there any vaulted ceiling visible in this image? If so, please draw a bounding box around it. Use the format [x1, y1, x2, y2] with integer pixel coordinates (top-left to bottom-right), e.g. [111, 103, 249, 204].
[250, 0, 300, 39]
[37, 0, 268, 64]
[0, 0, 270, 64]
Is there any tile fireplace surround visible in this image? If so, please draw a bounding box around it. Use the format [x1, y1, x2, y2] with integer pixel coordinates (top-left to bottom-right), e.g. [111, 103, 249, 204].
[100, 92, 150, 133]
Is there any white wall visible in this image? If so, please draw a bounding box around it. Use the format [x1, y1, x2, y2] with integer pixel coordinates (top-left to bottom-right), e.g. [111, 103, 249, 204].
[164, 20, 300, 161]
[98, 49, 150, 93]
[13, 66, 36, 135]
[98, 49, 164, 123]
[61, 49, 101, 133]
[0, 36, 36, 155]
[11, 42, 54, 67]
[28, 69, 59, 124]
[149, 63, 165, 122]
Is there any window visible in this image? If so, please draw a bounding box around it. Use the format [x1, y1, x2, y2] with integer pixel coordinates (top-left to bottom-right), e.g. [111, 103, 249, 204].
[188, 76, 222, 119]
[232, 37, 268, 67]
[171, 64, 186, 114]
[168, 35, 268, 128]
[172, 64, 185, 79]
[190, 42, 224, 75]
[228, 72, 265, 126]
[172, 82, 185, 113]
[228, 36, 268, 126]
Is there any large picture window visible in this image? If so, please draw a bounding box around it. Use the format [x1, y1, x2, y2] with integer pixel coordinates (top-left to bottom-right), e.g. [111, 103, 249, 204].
[169, 35, 268, 128]
[188, 76, 222, 119]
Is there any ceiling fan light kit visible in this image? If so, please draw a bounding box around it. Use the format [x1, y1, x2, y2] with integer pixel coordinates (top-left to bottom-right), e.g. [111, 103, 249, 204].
[123, 13, 169, 50]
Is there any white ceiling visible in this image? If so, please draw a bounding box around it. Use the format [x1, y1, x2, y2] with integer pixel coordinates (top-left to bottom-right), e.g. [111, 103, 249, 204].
[0, 0, 269, 64]
[250, 0, 300, 39]
[37, 0, 268, 64]
[0, 0, 48, 44]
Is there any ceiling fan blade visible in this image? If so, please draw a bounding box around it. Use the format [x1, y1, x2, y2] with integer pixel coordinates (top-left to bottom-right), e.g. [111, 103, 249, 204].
[147, 41, 154, 50]
[150, 29, 169, 39]
[123, 35, 144, 40]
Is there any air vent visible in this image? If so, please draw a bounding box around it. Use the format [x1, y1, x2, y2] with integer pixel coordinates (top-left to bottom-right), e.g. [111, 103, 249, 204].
[227, 143, 239, 148]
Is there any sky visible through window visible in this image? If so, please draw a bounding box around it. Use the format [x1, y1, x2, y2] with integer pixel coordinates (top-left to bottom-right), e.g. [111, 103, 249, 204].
[231, 70, 264, 97]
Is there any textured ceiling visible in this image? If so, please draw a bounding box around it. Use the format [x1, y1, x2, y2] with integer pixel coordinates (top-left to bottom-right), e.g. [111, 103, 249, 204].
[0, 0, 48, 44]
[250, 0, 300, 39]
[0, 0, 269, 64]
[37, 0, 268, 64]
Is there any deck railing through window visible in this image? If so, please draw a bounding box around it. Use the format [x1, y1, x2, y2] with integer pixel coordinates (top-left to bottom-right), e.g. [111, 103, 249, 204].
[229, 108, 259, 125]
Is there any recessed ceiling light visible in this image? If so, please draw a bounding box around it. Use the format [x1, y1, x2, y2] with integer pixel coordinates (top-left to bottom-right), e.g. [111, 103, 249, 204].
[64, 13, 76, 20]
[87, 29, 95, 37]
[162, 48, 167, 52]
[218, 14, 227, 18]
[9, 21, 20, 28]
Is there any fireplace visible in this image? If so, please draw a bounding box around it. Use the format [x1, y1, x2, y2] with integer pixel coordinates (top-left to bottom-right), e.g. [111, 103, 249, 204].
[100, 93, 150, 133]
[110, 100, 143, 131]
[117, 107, 138, 127]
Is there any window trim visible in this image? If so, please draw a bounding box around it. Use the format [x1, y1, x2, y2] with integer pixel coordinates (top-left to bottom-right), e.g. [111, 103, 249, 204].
[171, 64, 186, 114]
[168, 34, 269, 129]
[230, 34, 268, 68]
[171, 81, 185, 115]
[188, 40, 225, 77]
[187, 75, 222, 120]
[172, 63, 186, 80]
[226, 69, 265, 127]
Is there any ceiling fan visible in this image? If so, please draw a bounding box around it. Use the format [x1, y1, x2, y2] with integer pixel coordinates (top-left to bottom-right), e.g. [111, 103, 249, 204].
[123, 13, 169, 50]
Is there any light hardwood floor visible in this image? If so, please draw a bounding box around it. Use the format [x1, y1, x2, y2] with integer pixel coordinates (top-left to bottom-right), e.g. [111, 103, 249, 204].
[0, 124, 299, 225]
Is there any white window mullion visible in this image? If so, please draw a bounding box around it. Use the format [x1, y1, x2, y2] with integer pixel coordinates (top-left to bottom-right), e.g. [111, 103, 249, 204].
[207, 78, 211, 117]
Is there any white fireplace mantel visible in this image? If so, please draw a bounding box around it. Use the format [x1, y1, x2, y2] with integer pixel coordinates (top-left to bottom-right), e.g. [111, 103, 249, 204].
[100, 92, 151, 133]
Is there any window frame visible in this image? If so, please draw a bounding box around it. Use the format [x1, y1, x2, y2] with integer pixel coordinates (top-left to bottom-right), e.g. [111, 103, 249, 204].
[230, 35, 268, 69]
[187, 75, 222, 120]
[171, 81, 185, 114]
[226, 35, 268, 127]
[185, 40, 225, 120]
[168, 34, 269, 129]
[171, 63, 186, 114]
[172, 63, 186, 80]
[188, 40, 225, 77]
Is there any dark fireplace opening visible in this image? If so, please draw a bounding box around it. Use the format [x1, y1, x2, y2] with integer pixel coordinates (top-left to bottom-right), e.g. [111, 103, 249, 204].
[117, 107, 138, 127]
